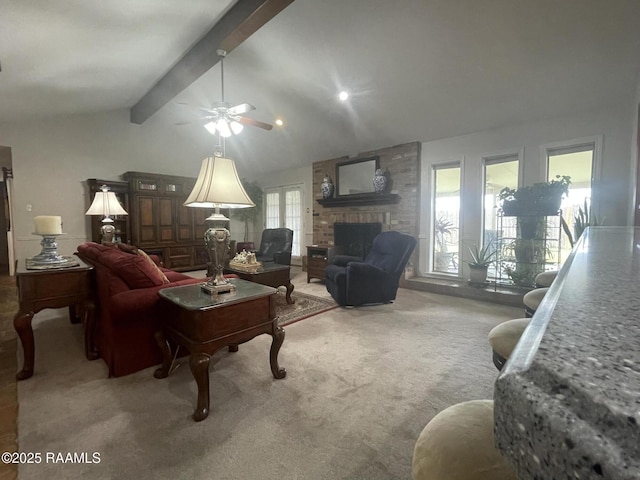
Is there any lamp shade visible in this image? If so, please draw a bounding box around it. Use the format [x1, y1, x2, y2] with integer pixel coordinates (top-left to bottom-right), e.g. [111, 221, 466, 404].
[184, 156, 255, 209]
[85, 187, 128, 218]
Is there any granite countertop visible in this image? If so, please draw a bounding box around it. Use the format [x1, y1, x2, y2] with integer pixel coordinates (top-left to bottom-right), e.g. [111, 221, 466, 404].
[494, 227, 640, 480]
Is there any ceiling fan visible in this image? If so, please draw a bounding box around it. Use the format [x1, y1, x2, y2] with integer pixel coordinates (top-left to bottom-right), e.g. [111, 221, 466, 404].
[181, 49, 273, 137]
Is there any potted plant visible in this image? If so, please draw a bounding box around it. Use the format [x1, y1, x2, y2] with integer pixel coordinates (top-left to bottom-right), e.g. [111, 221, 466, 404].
[229, 179, 263, 247]
[434, 216, 457, 271]
[498, 175, 571, 217]
[464, 242, 496, 285]
[573, 198, 604, 239]
[501, 238, 551, 287]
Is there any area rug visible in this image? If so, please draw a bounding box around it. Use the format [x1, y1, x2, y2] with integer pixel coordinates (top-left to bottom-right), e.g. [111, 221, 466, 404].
[274, 291, 338, 326]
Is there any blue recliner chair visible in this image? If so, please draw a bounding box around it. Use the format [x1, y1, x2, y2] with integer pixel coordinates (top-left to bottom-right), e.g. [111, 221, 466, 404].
[325, 231, 417, 307]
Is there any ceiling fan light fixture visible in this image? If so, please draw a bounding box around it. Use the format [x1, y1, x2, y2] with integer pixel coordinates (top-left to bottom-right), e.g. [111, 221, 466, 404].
[230, 121, 244, 135]
[204, 121, 217, 135]
[215, 118, 232, 137]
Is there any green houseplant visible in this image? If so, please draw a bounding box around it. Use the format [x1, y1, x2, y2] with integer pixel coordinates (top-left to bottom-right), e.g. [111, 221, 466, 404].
[498, 175, 571, 216]
[229, 179, 263, 242]
[497, 175, 571, 287]
[574, 198, 604, 239]
[464, 242, 497, 285]
[434, 216, 457, 271]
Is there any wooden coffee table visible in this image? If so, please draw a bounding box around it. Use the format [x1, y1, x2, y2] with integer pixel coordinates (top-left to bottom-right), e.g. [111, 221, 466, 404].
[155, 278, 286, 421]
[224, 262, 295, 304]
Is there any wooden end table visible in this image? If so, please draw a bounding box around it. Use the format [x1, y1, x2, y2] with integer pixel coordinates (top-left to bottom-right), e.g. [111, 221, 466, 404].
[306, 245, 340, 283]
[13, 257, 95, 380]
[224, 262, 295, 304]
[155, 278, 286, 422]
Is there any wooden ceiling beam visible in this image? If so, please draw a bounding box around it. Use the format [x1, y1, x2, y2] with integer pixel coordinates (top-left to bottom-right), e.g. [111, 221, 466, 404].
[130, 0, 294, 125]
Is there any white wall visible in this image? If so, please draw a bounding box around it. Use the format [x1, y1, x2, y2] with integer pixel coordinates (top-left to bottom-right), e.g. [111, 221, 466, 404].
[419, 103, 634, 276]
[2, 101, 634, 271]
[0, 109, 255, 260]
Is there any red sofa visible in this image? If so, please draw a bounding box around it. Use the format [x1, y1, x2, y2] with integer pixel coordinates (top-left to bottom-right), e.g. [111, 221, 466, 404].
[76, 242, 203, 377]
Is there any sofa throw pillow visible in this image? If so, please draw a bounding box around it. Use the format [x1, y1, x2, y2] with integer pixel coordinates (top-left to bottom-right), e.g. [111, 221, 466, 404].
[104, 251, 165, 289]
[136, 248, 170, 284]
[102, 242, 139, 255]
[116, 243, 139, 255]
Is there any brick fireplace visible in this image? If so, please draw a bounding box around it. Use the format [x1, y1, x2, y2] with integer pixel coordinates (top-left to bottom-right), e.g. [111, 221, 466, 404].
[312, 141, 420, 247]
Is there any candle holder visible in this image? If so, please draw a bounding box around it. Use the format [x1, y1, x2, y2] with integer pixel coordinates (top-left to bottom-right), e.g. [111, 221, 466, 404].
[27, 233, 78, 269]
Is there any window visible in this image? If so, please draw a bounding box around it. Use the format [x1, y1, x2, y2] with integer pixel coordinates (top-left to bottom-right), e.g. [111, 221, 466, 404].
[265, 192, 280, 229]
[547, 143, 594, 262]
[264, 185, 303, 258]
[432, 165, 461, 274]
[483, 156, 519, 278]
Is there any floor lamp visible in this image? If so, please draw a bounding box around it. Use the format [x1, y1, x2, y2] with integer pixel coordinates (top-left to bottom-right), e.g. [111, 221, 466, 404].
[184, 156, 255, 294]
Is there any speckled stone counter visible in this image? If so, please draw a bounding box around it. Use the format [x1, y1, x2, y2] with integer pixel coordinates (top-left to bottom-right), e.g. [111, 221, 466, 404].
[494, 227, 640, 480]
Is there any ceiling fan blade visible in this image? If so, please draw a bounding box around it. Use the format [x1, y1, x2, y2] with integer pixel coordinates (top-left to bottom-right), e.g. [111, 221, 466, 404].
[228, 103, 255, 115]
[238, 116, 273, 131]
[198, 106, 220, 115]
[175, 115, 216, 126]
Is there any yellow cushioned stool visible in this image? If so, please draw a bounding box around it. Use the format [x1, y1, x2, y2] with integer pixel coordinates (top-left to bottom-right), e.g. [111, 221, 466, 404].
[535, 270, 557, 288]
[523, 287, 548, 317]
[412, 400, 517, 480]
[488, 318, 530, 370]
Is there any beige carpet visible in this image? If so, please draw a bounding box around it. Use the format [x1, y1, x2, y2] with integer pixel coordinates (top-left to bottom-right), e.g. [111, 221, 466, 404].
[16, 270, 521, 480]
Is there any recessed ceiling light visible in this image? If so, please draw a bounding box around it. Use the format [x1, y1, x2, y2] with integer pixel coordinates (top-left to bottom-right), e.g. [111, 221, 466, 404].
[275, 118, 284, 126]
[338, 91, 349, 101]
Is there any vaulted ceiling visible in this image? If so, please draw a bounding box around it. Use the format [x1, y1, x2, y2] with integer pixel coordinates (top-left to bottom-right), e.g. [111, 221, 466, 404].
[2, 0, 640, 175]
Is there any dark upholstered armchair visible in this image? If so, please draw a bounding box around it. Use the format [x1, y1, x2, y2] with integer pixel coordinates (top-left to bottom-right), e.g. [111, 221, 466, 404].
[255, 228, 294, 265]
[325, 231, 416, 307]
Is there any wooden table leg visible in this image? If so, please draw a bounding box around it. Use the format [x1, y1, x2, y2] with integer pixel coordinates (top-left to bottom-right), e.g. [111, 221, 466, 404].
[190, 352, 212, 422]
[14, 309, 35, 380]
[68, 304, 82, 324]
[270, 326, 286, 379]
[285, 280, 295, 304]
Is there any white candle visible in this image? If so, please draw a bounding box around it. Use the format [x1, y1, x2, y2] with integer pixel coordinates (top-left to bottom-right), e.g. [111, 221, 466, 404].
[34, 216, 63, 235]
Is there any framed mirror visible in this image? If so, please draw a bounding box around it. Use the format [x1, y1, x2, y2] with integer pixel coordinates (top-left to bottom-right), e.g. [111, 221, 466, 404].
[336, 156, 380, 196]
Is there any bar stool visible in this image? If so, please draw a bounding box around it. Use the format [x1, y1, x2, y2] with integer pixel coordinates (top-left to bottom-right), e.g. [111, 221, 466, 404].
[523, 287, 547, 317]
[488, 318, 530, 370]
[412, 400, 517, 480]
[535, 270, 557, 288]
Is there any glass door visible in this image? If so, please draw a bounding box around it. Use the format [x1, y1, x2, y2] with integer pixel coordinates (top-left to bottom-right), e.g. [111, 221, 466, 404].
[263, 185, 303, 260]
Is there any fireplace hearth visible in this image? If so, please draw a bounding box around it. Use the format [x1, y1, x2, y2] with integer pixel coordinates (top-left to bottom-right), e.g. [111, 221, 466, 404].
[333, 222, 382, 259]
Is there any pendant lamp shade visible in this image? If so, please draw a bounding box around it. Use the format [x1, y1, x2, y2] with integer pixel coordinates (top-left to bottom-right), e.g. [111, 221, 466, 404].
[184, 156, 255, 209]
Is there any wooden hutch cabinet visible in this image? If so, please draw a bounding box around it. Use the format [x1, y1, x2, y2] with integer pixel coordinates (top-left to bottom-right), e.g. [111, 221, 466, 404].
[121, 172, 212, 271]
[87, 179, 131, 245]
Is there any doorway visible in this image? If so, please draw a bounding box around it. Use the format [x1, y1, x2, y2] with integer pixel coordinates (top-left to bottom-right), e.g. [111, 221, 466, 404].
[263, 184, 303, 263]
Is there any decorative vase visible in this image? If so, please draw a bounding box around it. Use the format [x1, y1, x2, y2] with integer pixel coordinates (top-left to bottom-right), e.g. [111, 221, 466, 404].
[373, 169, 387, 194]
[321, 174, 334, 199]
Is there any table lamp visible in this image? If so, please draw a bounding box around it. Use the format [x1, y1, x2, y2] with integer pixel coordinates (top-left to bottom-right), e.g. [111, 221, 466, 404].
[184, 156, 255, 294]
[85, 185, 128, 244]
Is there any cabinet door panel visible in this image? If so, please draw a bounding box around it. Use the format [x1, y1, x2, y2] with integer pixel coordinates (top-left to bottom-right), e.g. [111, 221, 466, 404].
[178, 204, 193, 241]
[137, 196, 157, 244]
[158, 198, 175, 242]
